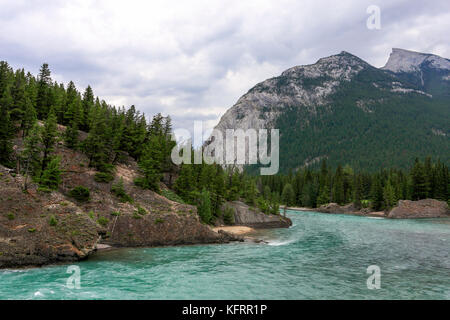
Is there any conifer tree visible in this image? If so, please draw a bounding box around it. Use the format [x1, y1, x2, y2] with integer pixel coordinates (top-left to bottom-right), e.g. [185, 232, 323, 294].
[197, 188, 213, 224]
[174, 164, 195, 202]
[36, 63, 51, 118]
[64, 120, 79, 149]
[21, 96, 37, 137]
[383, 180, 396, 209]
[81, 86, 94, 131]
[39, 156, 62, 191]
[135, 144, 162, 192]
[21, 123, 42, 189]
[281, 183, 295, 206]
[317, 184, 330, 206]
[332, 165, 345, 205]
[370, 175, 384, 210]
[411, 158, 429, 200]
[0, 102, 14, 167]
[41, 110, 58, 174]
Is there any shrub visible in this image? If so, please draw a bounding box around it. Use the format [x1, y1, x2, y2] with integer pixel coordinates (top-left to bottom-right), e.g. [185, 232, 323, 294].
[94, 172, 114, 183]
[135, 206, 147, 216]
[69, 186, 90, 202]
[111, 178, 133, 203]
[28, 228, 36, 233]
[6, 212, 15, 220]
[39, 157, 62, 190]
[154, 218, 164, 224]
[111, 211, 121, 217]
[88, 211, 95, 220]
[160, 189, 185, 204]
[132, 211, 142, 219]
[49, 215, 58, 226]
[97, 216, 109, 227]
[223, 207, 235, 225]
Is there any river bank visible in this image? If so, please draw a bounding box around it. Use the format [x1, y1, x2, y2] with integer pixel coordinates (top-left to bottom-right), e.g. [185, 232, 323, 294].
[282, 198, 450, 219]
[2, 210, 449, 300]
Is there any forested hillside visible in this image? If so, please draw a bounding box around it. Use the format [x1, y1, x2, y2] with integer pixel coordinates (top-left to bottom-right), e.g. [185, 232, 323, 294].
[214, 50, 450, 173]
[0, 61, 448, 224]
[0, 61, 278, 224]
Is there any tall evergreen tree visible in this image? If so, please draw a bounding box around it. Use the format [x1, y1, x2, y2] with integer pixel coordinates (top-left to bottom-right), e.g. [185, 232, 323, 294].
[0, 102, 14, 167]
[40, 110, 58, 175]
[411, 158, 429, 200]
[21, 123, 42, 189]
[36, 63, 51, 118]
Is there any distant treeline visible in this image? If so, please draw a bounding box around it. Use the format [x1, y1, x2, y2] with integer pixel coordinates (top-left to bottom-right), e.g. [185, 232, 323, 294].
[259, 158, 449, 210]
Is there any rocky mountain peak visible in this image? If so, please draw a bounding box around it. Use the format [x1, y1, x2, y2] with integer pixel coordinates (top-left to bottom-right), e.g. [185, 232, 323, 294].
[383, 48, 450, 73]
[281, 51, 368, 81]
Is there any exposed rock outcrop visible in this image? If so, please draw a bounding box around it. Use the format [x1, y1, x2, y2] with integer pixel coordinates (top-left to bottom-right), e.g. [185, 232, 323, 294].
[388, 199, 450, 219]
[222, 201, 292, 228]
[0, 166, 104, 268]
[0, 138, 245, 269]
[316, 203, 360, 215]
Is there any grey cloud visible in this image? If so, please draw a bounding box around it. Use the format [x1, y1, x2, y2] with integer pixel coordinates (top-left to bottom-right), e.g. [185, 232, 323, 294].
[0, 0, 448, 131]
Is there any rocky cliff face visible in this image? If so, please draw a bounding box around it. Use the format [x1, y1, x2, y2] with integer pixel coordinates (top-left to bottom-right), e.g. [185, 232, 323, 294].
[383, 48, 450, 73]
[215, 52, 369, 133]
[222, 201, 292, 228]
[212, 49, 450, 171]
[0, 139, 235, 268]
[0, 165, 103, 268]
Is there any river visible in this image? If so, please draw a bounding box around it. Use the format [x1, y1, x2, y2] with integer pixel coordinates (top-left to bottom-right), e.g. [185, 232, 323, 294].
[1, 210, 449, 299]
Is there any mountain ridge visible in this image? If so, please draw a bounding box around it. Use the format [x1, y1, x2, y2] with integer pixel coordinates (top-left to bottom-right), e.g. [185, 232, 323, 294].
[213, 48, 450, 172]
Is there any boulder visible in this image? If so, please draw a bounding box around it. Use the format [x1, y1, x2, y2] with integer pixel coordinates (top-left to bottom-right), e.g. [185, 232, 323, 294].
[317, 203, 359, 214]
[222, 201, 292, 228]
[388, 199, 450, 219]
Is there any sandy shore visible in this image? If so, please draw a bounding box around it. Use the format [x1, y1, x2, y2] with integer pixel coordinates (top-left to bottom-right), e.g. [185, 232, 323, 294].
[212, 226, 255, 235]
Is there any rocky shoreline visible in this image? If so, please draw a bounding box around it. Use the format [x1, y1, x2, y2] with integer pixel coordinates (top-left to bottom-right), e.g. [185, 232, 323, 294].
[0, 163, 291, 269]
[284, 199, 450, 219]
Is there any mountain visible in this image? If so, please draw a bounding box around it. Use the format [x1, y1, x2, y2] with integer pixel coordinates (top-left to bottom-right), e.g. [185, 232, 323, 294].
[214, 49, 450, 172]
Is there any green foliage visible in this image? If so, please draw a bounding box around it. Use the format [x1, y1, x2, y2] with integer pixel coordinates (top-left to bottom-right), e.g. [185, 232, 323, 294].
[6, 212, 15, 220]
[21, 123, 42, 179]
[49, 215, 58, 226]
[160, 189, 185, 204]
[281, 184, 295, 206]
[154, 218, 164, 224]
[135, 206, 147, 216]
[39, 156, 62, 190]
[94, 171, 115, 183]
[97, 216, 109, 227]
[132, 211, 142, 219]
[0, 102, 14, 167]
[222, 206, 235, 225]
[197, 188, 213, 224]
[69, 186, 90, 202]
[111, 211, 121, 217]
[272, 66, 450, 173]
[111, 178, 133, 203]
[259, 157, 449, 210]
[88, 211, 95, 220]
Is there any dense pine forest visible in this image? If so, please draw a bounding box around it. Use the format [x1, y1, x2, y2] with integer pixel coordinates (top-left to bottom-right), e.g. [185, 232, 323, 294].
[260, 158, 450, 211]
[0, 61, 448, 226]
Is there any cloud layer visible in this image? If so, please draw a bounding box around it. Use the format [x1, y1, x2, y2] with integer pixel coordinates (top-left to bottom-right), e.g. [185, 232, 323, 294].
[1, 0, 449, 132]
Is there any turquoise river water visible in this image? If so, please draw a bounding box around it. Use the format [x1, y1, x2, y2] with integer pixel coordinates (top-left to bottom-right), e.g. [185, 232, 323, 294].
[1, 210, 449, 300]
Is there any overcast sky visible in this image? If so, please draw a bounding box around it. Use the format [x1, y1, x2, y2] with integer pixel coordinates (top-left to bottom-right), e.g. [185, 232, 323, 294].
[1, 0, 449, 132]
